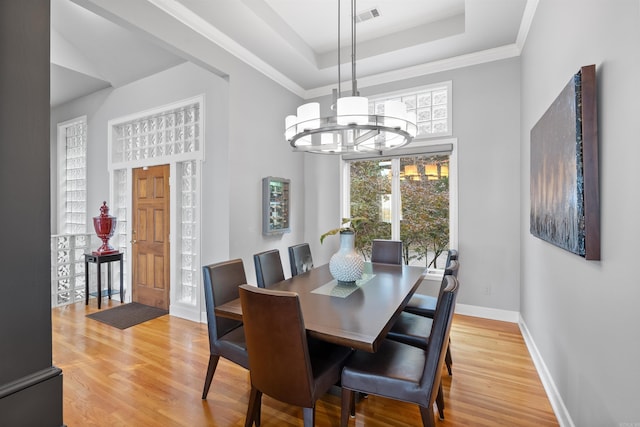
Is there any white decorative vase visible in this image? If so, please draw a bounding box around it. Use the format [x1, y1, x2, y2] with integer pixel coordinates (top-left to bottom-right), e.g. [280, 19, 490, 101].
[329, 231, 364, 284]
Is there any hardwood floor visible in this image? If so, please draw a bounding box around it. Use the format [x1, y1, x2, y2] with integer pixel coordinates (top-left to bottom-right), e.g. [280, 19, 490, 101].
[52, 301, 558, 426]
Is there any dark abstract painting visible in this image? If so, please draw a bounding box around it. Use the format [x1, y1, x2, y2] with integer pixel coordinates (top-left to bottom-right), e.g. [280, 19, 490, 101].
[530, 65, 600, 260]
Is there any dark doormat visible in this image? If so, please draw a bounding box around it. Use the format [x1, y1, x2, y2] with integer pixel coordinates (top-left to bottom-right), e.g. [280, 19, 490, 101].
[86, 302, 168, 329]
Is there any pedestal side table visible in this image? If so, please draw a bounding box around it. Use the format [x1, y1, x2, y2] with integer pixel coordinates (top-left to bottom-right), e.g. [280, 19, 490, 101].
[84, 252, 124, 309]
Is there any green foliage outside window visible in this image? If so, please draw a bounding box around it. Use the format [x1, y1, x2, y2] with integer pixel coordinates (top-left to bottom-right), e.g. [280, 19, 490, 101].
[349, 155, 450, 268]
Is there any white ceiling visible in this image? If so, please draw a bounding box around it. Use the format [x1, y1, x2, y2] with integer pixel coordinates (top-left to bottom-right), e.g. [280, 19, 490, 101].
[51, 0, 531, 107]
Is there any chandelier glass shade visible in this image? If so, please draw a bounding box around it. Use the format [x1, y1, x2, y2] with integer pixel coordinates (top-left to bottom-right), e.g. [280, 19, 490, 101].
[285, 0, 417, 154]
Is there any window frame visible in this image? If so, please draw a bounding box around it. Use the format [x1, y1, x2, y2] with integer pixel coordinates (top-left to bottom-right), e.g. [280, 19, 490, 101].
[341, 138, 458, 273]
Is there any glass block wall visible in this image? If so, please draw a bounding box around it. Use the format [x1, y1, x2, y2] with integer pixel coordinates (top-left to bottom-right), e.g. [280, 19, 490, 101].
[370, 84, 450, 139]
[61, 119, 87, 234]
[178, 160, 198, 305]
[108, 98, 202, 316]
[113, 169, 128, 253]
[111, 103, 200, 163]
[113, 168, 128, 289]
[51, 234, 90, 307]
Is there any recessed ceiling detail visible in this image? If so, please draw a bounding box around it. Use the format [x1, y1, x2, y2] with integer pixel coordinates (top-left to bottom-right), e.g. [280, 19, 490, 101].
[51, 0, 532, 105]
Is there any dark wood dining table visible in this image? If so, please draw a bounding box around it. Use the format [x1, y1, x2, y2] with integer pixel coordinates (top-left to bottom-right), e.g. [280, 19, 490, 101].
[215, 262, 426, 353]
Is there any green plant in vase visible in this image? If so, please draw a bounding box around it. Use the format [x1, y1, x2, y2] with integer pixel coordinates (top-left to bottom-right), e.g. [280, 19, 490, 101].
[320, 217, 368, 244]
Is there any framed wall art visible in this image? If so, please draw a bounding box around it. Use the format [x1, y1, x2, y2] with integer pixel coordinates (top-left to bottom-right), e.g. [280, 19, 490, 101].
[530, 65, 600, 260]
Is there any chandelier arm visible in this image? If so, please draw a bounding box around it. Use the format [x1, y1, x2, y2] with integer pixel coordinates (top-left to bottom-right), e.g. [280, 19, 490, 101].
[354, 129, 378, 145]
[337, 0, 341, 98]
[351, 0, 357, 96]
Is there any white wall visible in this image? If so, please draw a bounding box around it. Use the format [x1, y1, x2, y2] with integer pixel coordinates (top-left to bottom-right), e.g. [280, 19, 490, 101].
[52, 61, 305, 321]
[225, 62, 307, 281]
[65, 0, 305, 285]
[305, 57, 522, 313]
[521, 0, 640, 425]
[51, 62, 233, 264]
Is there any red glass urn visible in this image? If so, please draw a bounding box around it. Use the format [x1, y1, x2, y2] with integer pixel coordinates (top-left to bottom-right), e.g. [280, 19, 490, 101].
[92, 201, 118, 255]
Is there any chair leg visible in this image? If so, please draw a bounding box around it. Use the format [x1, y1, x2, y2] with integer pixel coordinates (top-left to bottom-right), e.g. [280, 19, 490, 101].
[419, 404, 436, 427]
[445, 339, 453, 376]
[302, 406, 316, 427]
[341, 388, 354, 426]
[436, 384, 445, 420]
[351, 392, 356, 417]
[255, 392, 261, 427]
[245, 386, 262, 427]
[201, 354, 220, 399]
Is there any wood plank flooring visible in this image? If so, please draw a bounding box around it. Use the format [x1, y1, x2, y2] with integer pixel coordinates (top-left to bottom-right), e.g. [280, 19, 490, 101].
[52, 301, 558, 426]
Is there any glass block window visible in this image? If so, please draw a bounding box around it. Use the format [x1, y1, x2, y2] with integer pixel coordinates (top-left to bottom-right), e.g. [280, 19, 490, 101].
[369, 82, 452, 139]
[111, 103, 200, 164]
[51, 234, 90, 307]
[58, 118, 87, 234]
[113, 169, 128, 254]
[178, 160, 198, 306]
[112, 168, 129, 290]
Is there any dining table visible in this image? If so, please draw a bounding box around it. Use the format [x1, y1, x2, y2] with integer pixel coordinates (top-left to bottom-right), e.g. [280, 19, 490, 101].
[215, 262, 427, 353]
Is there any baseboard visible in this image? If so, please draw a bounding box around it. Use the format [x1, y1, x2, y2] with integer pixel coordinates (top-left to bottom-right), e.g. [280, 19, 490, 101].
[454, 303, 520, 323]
[0, 368, 63, 426]
[518, 316, 575, 427]
[169, 304, 201, 322]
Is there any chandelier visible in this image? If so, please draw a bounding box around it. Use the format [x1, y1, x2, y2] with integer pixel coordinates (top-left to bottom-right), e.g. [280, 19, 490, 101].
[285, 0, 417, 154]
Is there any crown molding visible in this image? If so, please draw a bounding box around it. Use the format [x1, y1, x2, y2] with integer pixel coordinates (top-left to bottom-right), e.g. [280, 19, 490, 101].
[305, 44, 521, 99]
[516, 0, 539, 50]
[146, 0, 535, 101]
[147, 0, 307, 98]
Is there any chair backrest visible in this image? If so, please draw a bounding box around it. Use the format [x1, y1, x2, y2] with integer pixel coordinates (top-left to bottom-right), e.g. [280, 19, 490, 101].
[444, 259, 459, 278]
[253, 249, 285, 288]
[420, 275, 459, 404]
[239, 284, 315, 408]
[288, 243, 314, 277]
[371, 239, 403, 265]
[445, 249, 458, 267]
[434, 259, 460, 298]
[202, 259, 246, 347]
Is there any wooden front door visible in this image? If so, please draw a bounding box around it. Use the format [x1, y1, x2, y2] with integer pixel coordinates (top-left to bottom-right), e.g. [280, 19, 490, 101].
[132, 165, 170, 310]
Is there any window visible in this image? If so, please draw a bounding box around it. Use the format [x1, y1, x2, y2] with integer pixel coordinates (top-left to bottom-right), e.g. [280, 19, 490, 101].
[345, 82, 456, 271]
[369, 82, 451, 140]
[57, 117, 87, 234]
[111, 102, 200, 163]
[346, 151, 454, 270]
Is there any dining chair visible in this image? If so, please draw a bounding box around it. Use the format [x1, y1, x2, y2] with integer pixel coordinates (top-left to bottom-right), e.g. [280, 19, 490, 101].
[405, 256, 460, 318]
[389, 260, 459, 376]
[253, 249, 285, 288]
[201, 259, 250, 400]
[371, 239, 403, 265]
[288, 243, 314, 276]
[340, 275, 459, 427]
[238, 284, 352, 427]
[404, 249, 458, 374]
